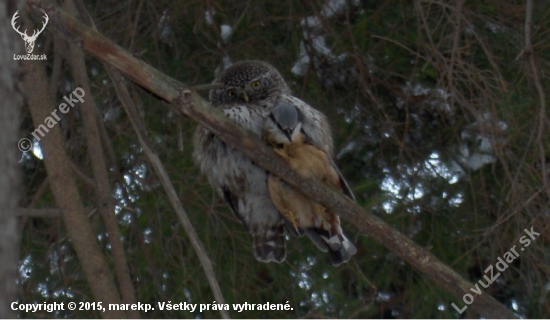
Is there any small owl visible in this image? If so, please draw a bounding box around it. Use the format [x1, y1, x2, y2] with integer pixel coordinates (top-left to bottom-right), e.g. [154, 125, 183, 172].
[194, 61, 289, 263]
[264, 103, 357, 265]
[193, 60, 355, 265]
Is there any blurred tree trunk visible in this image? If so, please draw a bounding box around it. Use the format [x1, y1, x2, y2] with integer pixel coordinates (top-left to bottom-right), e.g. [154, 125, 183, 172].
[0, 0, 22, 318]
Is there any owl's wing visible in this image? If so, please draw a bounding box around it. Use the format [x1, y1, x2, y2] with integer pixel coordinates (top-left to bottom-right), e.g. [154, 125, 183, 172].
[274, 96, 333, 154]
[328, 157, 355, 202]
[193, 105, 286, 263]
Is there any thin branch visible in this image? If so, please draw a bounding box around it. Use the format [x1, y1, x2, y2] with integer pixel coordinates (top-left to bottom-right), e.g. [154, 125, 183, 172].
[371, 34, 428, 61]
[69, 160, 97, 191]
[29, 2, 517, 318]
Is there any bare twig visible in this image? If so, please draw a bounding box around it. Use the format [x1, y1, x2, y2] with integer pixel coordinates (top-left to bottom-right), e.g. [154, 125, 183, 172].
[69, 160, 97, 191]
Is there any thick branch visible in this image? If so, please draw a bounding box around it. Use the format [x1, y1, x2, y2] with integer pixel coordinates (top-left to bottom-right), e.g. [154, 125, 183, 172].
[28, 1, 517, 318]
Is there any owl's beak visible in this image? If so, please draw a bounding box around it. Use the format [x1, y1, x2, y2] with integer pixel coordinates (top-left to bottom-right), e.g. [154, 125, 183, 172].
[242, 92, 249, 103]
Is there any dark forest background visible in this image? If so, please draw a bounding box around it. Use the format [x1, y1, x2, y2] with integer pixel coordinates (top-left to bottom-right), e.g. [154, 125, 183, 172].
[2, 0, 550, 318]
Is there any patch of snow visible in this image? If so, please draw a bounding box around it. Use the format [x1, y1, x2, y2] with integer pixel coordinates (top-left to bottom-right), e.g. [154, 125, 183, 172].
[337, 141, 357, 159]
[291, 42, 310, 76]
[321, 0, 360, 17]
[311, 35, 332, 56]
[157, 9, 173, 46]
[458, 146, 496, 171]
[456, 112, 507, 171]
[292, 0, 360, 86]
[300, 16, 322, 29]
[205, 10, 215, 25]
[220, 24, 233, 42]
[215, 55, 233, 77]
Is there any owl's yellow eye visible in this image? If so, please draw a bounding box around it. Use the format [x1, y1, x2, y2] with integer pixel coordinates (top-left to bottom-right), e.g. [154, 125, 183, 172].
[251, 80, 261, 88]
[227, 89, 237, 97]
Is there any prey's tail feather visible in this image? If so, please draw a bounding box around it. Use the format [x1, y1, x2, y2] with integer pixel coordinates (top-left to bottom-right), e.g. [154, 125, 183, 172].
[326, 234, 357, 266]
[304, 228, 329, 252]
[305, 227, 357, 266]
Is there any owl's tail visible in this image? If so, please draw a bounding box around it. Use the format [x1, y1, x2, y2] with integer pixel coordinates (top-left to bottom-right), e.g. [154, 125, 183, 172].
[252, 222, 286, 263]
[305, 224, 357, 266]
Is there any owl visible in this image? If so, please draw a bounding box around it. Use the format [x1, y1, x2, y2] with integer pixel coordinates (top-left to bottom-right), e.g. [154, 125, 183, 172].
[193, 60, 355, 265]
[193, 61, 289, 263]
[264, 103, 357, 265]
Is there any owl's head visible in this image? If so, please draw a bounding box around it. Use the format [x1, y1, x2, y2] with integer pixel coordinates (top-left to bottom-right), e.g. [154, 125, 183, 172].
[209, 60, 291, 106]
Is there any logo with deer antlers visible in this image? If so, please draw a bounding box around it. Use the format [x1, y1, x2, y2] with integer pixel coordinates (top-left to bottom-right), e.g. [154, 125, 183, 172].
[12, 10, 49, 54]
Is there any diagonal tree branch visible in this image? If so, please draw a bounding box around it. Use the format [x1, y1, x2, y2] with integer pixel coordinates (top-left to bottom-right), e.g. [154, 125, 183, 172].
[27, 1, 517, 318]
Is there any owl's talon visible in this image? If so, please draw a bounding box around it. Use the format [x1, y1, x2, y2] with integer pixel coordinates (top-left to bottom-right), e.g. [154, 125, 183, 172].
[315, 205, 326, 218]
[314, 206, 332, 229]
[284, 209, 299, 231]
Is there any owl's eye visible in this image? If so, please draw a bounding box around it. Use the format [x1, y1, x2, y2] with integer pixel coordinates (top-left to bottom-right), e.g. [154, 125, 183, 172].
[251, 80, 261, 88]
[227, 89, 237, 97]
